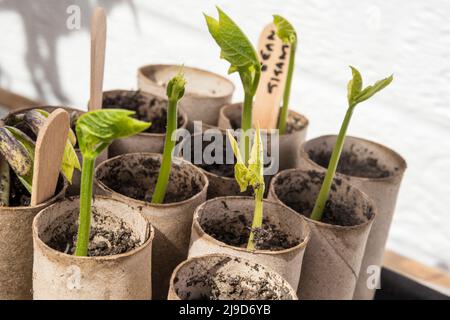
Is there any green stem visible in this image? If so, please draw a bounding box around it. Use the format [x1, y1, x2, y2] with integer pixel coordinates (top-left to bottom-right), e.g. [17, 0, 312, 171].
[152, 99, 177, 204]
[247, 186, 265, 250]
[278, 41, 296, 135]
[75, 156, 95, 256]
[241, 92, 253, 164]
[310, 105, 355, 221]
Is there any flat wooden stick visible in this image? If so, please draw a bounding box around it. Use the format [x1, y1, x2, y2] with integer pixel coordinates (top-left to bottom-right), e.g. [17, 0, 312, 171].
[88, 7, 107, 111]
[31, 109, 70, 206]
[252, 23, 291, 130]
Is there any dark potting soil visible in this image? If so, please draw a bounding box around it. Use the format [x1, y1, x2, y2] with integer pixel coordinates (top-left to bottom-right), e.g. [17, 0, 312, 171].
[198, 162, 234, 178]
[99, 157, 201, 203]
[275, 170, 373, 227]
[308, 148, 392, 179]
[102, 90, 184, 134]
[177, 257, 292, 300]
[207, 272, 286, 300]
[201, 209, 300, 251]
[46, 208, 140, 257]
[7, 168, 30, 206]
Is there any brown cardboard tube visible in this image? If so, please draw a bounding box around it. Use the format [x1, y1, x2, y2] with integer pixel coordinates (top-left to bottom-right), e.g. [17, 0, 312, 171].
[188, 196, 310, 289]
[95, 153, 208, 299]
[168, 254, 298, 300]
[138, 64, 234, 131]
[296, 135, 407, 299]
[218, 103, 309, 170]
[102, 90, 188, 158]
[0, 176, 66, 300]
[32, 196, 154, 299]
[269, 169, 376, 299]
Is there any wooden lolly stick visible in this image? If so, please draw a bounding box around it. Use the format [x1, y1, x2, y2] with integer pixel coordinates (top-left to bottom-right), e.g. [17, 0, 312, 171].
[88, 7, 107, 111]
[252, 23, 291, 130]
[31, 109, 70, 206]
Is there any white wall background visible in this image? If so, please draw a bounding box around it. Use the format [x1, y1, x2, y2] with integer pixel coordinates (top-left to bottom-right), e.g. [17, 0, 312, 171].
[0, 0, 449, 271]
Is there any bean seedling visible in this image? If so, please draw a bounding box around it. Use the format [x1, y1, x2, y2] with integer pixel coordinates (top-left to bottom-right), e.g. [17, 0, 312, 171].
[310, 67, 393, 221]
[227, 126, 264, 250]
[151, 70, 186, 204]
[205, 7, 261, 163]
[273, 15, 297, 135]
[74, 109, 150, 256]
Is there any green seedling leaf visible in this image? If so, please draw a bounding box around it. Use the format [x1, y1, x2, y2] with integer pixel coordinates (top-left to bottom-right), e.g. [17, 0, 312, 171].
[0, 155, 10, 206]
[347, 66, 363, 106]
[76, 109, 151, 159]
[273, 15, 297, 44]
[227, 126, 265, 250]
[0, 126, 35, 193]
[152, 70, 186, 204]
[204, 7, 261, 97]
[25, 109, 81, 183]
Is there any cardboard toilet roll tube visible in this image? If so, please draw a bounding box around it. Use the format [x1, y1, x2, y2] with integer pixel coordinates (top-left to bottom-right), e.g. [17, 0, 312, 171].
[168, 254, 298, 300]
[188, 196, 310, 289]
[0, 177, 66, 300]
[296, 135, 407, 300]
[32, 196, 154, 299]
[269, 169, 376, 299]
[218, 103, 309, 170]
[138, 64, 234, 131]
[103, 90, 188, 158]
[95, 153, 208, 299]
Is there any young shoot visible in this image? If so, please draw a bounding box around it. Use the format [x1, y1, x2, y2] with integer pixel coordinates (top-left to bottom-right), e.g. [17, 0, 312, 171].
[273, 15, 297, 135]
[310, 66, 393, 221]
[227, 126, 265, 250]
[204, 7, 261, 163]
[74, 109, 150, 256]
[151, 70, 186, 204]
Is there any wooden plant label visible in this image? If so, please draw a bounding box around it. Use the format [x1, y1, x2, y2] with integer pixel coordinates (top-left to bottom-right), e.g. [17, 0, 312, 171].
[31, 109, 70, 206]
[252, 23, 291, 130]
[89, 7, 107, 111]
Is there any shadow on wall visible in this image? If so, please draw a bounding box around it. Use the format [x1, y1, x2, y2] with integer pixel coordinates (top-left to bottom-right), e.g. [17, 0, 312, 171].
[0, 0, 138, 104]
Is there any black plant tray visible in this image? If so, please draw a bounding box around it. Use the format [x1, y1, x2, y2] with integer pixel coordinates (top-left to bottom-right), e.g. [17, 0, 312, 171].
[375, 267, 450, 300]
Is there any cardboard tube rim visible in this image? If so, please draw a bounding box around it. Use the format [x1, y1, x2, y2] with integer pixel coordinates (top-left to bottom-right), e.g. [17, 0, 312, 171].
[101, 89, 189, 138]
[32, 195, 155, 262]
[169, 253, 299, 300]
[219, 102, 309, 135]
[138, 64, 235, 100]
[0, 175, 67, 211]
[269, 168, 377, 231]
[192, 196, 311, 256]
[95, 152, 209, 209]
[300, 135, 407, 182]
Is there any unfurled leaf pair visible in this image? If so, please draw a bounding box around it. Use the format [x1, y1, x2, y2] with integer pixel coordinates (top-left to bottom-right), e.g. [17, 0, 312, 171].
[347, 66, 393, 107]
